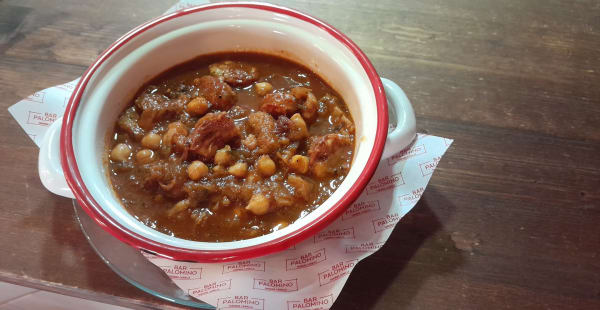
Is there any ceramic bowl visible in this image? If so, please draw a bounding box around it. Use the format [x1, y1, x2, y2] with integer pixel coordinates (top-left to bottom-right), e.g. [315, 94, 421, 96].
[39, 2, 416, 262]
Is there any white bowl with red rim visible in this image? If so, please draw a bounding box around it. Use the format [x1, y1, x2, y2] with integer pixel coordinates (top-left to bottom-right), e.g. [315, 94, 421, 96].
[38, 2, 416, 262]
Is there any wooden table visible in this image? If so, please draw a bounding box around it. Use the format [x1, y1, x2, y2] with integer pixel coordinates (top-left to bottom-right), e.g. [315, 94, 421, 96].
[1, 0, 599, 309]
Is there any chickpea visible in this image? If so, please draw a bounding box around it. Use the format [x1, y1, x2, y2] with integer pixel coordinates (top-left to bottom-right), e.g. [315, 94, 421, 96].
[245, 171, 262, 184]
[187, 96, 209, 116]
[254, 82, 273, 96]
[168, 121, 187, 133]
[187, 160, 208, 180]
[289, 113, 308, 140]
[141, 133, 162, 149]
[242, 134, 257, 151]
[289, 155, 309, 174]
[312, 161, 329, 178]
[256, 155, 276, 177]
[228, 162, 248, 178]
[245, 193, 271, 215]
[214, 145, 233, 166]
[167, 199, 191, 217]
[290, 87, 311, 99]
[290, 87, 317, 121]
[136, 149, 156, 164]
[212, 165, 227, 176]
[110, 143, 131, 162]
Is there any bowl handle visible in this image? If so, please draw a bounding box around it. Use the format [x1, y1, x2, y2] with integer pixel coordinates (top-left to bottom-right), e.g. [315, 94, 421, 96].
[38, 116, 74, 198]
[381, 78, 417, 158]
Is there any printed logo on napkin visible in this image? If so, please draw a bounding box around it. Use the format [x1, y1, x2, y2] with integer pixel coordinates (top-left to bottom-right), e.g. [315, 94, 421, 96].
[387, 143, 426, 165]
[286, 248, 327, 271]
[8, 78, 79, 146]
[419, 156, 441, 176]
[313, 227, 354, 243]
[223, 260, 266, 274]
[287, 295, 334, 310]
[366, 172, 405, 195]
[217, 296, 264, 310]
[398, 187, 425, 206]
[189, 279, 232, 296]
[372, 212, 401, 233]
[27, 111, 58, 127]
[253, 278, 298, 292]
[318, 259, 358, 286]
[342, 200, 380, 220]
[158, 264, 202, 280]
[345, 241, 386, 253]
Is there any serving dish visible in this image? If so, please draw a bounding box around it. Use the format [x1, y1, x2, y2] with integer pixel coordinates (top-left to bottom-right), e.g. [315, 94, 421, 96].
[38, 2, 416, 262]
[73, 200, 211, 308]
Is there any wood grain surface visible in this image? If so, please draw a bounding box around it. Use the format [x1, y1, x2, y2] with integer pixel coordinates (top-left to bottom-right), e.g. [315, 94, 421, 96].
[1, 0, 599, 309]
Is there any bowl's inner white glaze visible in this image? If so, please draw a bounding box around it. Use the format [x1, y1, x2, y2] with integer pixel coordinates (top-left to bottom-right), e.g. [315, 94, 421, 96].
[72, 7, 377, 251]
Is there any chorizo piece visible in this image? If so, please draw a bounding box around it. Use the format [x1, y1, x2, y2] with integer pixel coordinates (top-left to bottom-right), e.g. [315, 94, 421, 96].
[189, 112, 240, 161]
[193, 76, 237, 111]
[209, 61, 259, 87]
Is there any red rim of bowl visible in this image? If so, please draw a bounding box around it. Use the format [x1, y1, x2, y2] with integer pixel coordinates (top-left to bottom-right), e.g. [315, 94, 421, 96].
[60, 2, 388, 262]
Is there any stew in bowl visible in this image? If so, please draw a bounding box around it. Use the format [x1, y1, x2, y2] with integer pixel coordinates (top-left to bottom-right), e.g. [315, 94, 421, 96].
[107, 52, 355, 242]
